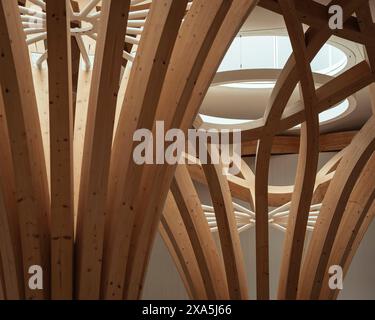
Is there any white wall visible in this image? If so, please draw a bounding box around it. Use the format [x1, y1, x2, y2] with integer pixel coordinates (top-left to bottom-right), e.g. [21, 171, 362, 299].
[142, 153, 375, 299]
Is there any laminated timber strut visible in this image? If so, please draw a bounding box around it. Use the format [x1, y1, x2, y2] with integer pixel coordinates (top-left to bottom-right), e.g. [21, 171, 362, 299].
[0, 0, 373, 301]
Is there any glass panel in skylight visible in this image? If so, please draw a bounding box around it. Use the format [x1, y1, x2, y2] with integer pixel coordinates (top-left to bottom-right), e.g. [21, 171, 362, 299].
[241, 36, 275, 69]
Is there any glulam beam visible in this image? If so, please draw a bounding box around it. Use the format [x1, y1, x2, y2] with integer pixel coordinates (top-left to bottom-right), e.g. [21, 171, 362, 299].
[123, 0, 233, 298]
[75, 0, 130, 300]
[171, 165, 229, 300]
[0, 0, 50, 300]
[298, 116, 375, 299]
[0, 87, 23, 299]
[160, 193, 208, 300]
[202, 153, 248, 300]
[258, 0, 373, 45]
[254, 0, 367, 299]
[102, 0, 188, 300]
[277, 0, 319, 300]
[123, 0, 258, 300]
[46, 0, 74, 300]
[319, 152, 375, 299]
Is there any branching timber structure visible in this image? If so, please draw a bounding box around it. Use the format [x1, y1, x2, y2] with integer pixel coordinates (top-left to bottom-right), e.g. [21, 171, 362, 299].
[0, 0, 374, 300]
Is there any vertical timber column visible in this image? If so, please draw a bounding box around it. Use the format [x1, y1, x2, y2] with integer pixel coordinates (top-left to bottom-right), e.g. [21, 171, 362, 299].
[46, 0, 74, 300]
[75, 0, 130, 300]
[0, 0, 51, 299]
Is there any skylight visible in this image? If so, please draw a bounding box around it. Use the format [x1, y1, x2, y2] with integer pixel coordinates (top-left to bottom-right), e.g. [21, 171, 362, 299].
[200, 99, 350, 127]
[293, 99, 350, 129]
[219, 35, 348, 76]
[220, 81, 276, 89]
[199, 115, 250, 125]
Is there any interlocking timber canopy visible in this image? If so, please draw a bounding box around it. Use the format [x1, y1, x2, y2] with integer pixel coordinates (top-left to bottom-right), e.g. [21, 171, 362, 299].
[0, 0, 374, 300]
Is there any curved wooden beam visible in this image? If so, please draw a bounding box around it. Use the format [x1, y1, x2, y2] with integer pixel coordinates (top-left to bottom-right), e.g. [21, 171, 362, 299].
[298, 116, 375, 299]
[75, 0, 130, 299]
[331, 199, 375, 300]
[102, 0, 188, 300]
[259, 0, 373, 45]
[123, 0, 259, 300]
[253, 1, 368, 299]
[202, 149, 248, 300]
[160, 193, 208, 300]
[319, 151, 375, 299]
[0, 260, 4, 299]
[0, 0, 50, 300]
[171, 166, 229, 299]
[241, 59, 373, 142]
[103, 1, 186, 299]
[277, 0, 319, 300]
[122, 0, 236, 300]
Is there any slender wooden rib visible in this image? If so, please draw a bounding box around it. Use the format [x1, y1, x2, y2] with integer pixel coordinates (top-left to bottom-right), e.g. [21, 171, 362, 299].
[277, 0, 319, 300]
[356, 2, 375, 115]
[0, 0, 50, 300]
[75, 0, 130, 299]
[0, 183, 22, 300]
[223, 132, 355, 156]
[356, 2, 375, 72]
[46, 0, 74, 300]
[258, 0, 372, 45]
[160, 192, 208, 300]
[254, 0, 367, 299]
[158, 224, 193, 300]
[70, 0, 82, 120]
[187, 143, 346, 208]
[121, 0, 233, 300]
[202, 153, 249, 300]
[73, 69, 92, 225]
[332, 199, 375, 300]
[0, 87, 23, 299]
[241, 35, 373, 142]
[0, 259, 5, 299]
[319, 152, 375, 299]
[123, 0, 258, 300]
[171, 165, 229, 300]
[278, 61, 373, 133]
[253, 26, 325, 299]
[102, 0, 188, 300]
[298, 116, 375, 299]
[318, 132, 357, 153]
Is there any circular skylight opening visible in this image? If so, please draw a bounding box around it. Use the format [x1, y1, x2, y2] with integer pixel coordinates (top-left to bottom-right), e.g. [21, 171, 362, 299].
[199, 115, 250, 126]
[292, 99, 350, 129]
[219, 35, 349, 76]
[220, 81, 276, 89]
[199, 99, 352, 128]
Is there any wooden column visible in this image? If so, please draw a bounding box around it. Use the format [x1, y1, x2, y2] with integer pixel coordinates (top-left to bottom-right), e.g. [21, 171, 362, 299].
[0, 0, 50, 300]
[277, 0, 319, 300]
[46, 0, 74, 300]
[75, 0, 130, 299]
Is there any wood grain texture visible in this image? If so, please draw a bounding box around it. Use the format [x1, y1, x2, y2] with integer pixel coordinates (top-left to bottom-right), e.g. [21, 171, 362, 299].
[298, 116, 375, 299]
[75, 0, 130, 299]
[277, 0, 319, 300]
[171, 165, 229, 299]
[123, 0, 258, 300]
[202, 150, 248, 300]
[160, 193, 208, 300]
[46, 0, 74, 300]
[319, 152, 375, 299]
[0, 86, 23, 299]
[102, 0, 188, 300]
[122, 0, 234, 300]
[0, 0, 50, 300]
